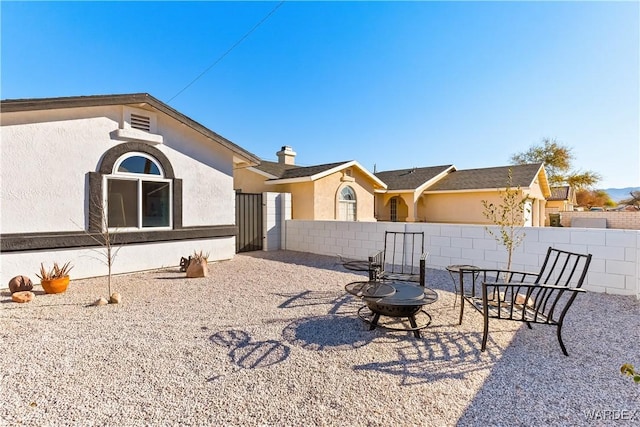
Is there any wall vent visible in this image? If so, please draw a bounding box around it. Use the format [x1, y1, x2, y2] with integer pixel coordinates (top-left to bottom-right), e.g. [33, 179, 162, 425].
[130, 113, 151, 132]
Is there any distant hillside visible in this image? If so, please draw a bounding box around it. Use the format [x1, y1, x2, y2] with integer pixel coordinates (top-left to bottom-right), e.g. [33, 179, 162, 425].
[603, 187, 640, 203]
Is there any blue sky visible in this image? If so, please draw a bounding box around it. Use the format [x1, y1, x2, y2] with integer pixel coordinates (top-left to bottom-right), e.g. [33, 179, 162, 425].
[2, 1, 638, 188]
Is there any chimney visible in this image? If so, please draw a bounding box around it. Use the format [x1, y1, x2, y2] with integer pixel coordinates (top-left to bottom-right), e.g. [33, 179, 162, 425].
[276, 146, 296, 165]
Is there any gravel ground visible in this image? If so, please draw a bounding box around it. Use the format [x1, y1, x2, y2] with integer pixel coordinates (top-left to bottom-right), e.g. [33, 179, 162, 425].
[1, 250, 639, 426]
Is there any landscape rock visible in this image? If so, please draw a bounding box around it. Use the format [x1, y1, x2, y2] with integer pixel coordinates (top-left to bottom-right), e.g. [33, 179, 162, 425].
[93, 297, 108, 306]
[8, 275, 33, 294]
[109, 292, 122, 304]
[12, 291, 35, 303]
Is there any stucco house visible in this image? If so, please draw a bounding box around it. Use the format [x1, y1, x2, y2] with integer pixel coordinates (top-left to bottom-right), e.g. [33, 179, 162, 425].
[375, 163, 550, 226]
[546, 185, 577, 212]
[234, 146, 386, 221]
[374, 165, 455, 222]
[422, 163, 550, 226]
[0, 93, 260, 284]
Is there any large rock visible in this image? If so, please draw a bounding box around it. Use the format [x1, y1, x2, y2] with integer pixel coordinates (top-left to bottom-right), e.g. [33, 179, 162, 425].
[110, 292, 122, 304]
[12, 291, 35, 303]
[8, 275, 33, 294]
[92, 297, 108, 306]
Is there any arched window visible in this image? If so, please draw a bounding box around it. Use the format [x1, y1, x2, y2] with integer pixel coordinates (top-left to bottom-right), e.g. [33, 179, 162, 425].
[106, 152, 172, 229]
[339, 186, 357, 221]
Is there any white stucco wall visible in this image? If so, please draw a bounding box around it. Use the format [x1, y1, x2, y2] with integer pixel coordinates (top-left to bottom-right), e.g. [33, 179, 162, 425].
[1, 105, 235, 233]
[1, 103, 243, 285]
[0, 237, 235, 285]
[1, 108, 121, 233]
[158, 118, 235, 226]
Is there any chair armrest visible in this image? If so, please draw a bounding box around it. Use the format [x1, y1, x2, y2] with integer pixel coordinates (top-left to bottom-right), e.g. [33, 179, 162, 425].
[458, 268, 540, 301]
[368, 249, 384, 281]
[481, 281, 586, 321]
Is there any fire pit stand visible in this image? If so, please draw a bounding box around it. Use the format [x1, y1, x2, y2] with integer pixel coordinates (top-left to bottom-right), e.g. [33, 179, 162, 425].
[345, 280, 438, 338]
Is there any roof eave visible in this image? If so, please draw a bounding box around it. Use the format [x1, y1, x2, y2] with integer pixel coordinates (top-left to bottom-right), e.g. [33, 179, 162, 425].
[1, 93, 261, 166]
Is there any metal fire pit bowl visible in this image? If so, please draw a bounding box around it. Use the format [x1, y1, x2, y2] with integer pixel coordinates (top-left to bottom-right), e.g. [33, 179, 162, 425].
[347, 281, 438, 338]
[365, 282, 437, 316]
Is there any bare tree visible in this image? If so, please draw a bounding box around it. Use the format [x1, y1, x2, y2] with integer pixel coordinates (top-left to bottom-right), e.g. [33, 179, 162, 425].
[75, 195, 122, 298]
[620, 191, 640, 208]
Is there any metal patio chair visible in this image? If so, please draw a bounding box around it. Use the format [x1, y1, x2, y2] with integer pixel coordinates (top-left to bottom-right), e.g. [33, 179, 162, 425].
[457, 247, 592, 356]
[368, 231, 428, 287]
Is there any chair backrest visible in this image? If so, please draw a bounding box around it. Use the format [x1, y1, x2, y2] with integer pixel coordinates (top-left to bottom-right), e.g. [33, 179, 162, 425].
[535, 247, 592, 288]
[381, 231, 425, 276]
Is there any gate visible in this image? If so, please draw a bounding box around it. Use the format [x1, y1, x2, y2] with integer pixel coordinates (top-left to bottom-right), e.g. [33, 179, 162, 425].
[236, 193, 263, 252]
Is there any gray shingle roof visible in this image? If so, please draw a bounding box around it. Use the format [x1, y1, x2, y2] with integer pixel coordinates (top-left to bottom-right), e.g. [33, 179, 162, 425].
[374, 165, 454, 191]
[255, 160, 299, 178]
[256, 160, 352, 180]
[548, 186, 571, 201]
[426, 163, 544, 191]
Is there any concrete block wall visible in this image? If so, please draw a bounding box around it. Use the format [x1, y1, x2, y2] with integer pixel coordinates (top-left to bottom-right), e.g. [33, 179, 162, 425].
[263, 192, 291, 251]
[284, 220, 640, 298]
[554, 211, 640, 230]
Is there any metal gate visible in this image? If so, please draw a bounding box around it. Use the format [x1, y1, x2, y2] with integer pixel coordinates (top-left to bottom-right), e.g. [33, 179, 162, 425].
[236, 193, 263, 252]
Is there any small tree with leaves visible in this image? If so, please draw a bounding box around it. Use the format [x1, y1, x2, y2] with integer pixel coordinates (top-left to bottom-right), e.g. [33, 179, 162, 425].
[511, 137, 601, 190]
[481, 169, 530, 272]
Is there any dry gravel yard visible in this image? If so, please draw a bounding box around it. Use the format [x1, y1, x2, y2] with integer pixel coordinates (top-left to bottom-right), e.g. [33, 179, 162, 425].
[2, 250, 639, 426]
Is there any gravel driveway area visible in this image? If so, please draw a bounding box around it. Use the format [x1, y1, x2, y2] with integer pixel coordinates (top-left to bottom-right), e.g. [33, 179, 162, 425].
[2, 250, 639, 426]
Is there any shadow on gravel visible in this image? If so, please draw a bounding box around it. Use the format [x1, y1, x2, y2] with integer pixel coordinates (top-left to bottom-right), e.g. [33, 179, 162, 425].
[210, 329, 290, 369]
[239, 250, 369, 276]
[352, 330, 501, 386]
[282, 315, 373, 351]
[455, 293, 640, 426]
[276, 290, 354, 314]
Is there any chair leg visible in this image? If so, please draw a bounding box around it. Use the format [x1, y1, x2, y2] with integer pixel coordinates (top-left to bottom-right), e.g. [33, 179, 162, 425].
[526, 321, 533, 329]
[369, 313, 381, 331]
[408, 316, 421, 339]
[557, 324, 569, 356]
[458, 298, 465, 325]
[481, 313, 489, 352]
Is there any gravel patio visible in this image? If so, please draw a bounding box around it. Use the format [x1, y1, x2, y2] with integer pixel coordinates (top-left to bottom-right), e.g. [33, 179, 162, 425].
[2, 250, 639, 426]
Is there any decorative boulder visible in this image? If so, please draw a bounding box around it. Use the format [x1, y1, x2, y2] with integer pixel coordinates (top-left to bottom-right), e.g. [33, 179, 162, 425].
[8, 275, 33, 294]
[109, 292, 122, 304]
[92, 297, 108, 306]
[12, 291, 35, 303]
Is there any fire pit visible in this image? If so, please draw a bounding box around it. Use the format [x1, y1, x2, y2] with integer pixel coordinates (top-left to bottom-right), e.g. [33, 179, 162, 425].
[345, 280, 438, 338]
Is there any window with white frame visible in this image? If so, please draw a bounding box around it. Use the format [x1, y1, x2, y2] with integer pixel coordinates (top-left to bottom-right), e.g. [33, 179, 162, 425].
[106, 152, 172, 229]
[339, 186, 357, 221]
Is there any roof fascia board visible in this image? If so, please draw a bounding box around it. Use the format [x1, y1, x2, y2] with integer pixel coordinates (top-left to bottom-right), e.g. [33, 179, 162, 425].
[415, 165, 457, 193]
[266, 160, 387, 189]
[244, 166, 279, 180]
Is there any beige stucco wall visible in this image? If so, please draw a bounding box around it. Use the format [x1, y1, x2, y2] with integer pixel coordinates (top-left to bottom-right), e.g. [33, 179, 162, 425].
[234, 167, 271, 194]
[422, 188, 546, 225]
[546, 200, 571, 212]
[376, 193, 411, 221]
[312, 168, 377, 221]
